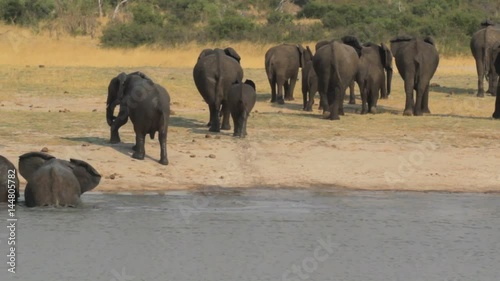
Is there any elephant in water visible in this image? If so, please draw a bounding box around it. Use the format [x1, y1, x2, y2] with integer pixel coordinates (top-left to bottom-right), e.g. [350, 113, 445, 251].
[18, 152, 101, 207]
[390, 36, 439, 116]
[0, 155, 19, 203]
[193, 47, 243, 132]
[313, 40, 359, 120]
[107, 72, 171, 165]
[265, 43, 305, 104]
[470, 20, 500, 97]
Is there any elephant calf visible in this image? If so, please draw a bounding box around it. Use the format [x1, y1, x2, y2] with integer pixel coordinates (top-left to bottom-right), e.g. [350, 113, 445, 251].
[19, 152, 101, 207]
[492, 42, 500, 119]
[0, 155, 19, 203]
[301, 46, 319, 112]
[227, 80, 257, 137]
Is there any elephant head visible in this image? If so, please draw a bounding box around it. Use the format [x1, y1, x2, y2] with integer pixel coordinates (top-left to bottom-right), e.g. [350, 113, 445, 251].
[69, 158, 102, 194]
[244, 79, 256, 91]
[341, 35, 363, 57]
[481, 19, 495, 28]
[224, 47, 241, 64]
[18, 152, 55, 181]
[303, 46, 314, 64]
[380, 43, 393, 96]
[106, 72, 128, 126]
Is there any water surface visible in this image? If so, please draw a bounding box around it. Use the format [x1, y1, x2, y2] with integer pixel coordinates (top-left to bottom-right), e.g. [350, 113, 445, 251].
[1, 189, 499, 281]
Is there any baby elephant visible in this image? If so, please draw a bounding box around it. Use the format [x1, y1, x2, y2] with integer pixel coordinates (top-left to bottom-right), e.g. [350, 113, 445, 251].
[0, 155, 19, 203]
[19, 152, 102, 207]
[227, 79, 257, 137]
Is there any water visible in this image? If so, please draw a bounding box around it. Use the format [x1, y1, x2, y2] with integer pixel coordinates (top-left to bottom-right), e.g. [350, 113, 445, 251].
[1, 188, 499, 281]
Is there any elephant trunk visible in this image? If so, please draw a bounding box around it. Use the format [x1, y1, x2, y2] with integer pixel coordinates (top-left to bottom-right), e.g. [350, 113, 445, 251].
[106, 100, 119, 126]
[386, 67, 393, 96]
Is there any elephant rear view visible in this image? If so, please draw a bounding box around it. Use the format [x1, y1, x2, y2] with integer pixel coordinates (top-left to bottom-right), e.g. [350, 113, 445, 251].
[193, 47, 243, 132]
[492, 42, 500, 119]
[470, 23, 500, 97]
[0, 155, 19, 203]
[227, 79, 257, 137]
[313, 41, 359, 120]
[390, 36, 439, 116]
[265, 44, 305, 104]
[107, 72, 171, 165]
[19, 152, 101, 207]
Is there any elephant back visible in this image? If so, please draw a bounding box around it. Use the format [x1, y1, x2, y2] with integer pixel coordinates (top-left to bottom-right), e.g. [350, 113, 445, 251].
[0, 155, 19, 203]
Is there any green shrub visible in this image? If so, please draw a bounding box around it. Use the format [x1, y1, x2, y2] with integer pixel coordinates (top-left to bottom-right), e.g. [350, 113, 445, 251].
[206, 13, 256, 41]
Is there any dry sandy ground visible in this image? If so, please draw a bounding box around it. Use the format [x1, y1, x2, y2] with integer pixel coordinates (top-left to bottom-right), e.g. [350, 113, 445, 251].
[0, 24, 499, 193]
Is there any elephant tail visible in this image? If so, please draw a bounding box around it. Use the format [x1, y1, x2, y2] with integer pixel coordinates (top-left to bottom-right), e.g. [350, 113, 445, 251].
[484, 46, 491, 80]
[215, 50, 224, 105]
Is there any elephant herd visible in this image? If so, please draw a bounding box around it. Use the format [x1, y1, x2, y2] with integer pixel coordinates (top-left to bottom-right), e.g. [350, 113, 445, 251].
[1, 24, 500, 207]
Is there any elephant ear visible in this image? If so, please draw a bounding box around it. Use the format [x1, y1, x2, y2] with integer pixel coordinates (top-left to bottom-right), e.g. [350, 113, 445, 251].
[481, 19, 494, 27]
[224, 47, 241, 63]
[423, 36, 435, 46]
[341, 36, 363, 57]
[18, 152, 55, 181]
[69, 159, 102, 194]
[244, 79, 256, 91]
[197, 49, 214, 61]
[296, 44, 305, 68]
[106, 75, 121, 107]
[115, 72, 129, 102]
[379, 43, 393, 69]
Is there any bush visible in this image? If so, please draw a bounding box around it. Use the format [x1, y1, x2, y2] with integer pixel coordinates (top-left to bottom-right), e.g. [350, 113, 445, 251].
[0, 0, 54, 25]
[101, 22, 163, 47]
[267, 11, 294, 25]
[206, 13, 256, 41]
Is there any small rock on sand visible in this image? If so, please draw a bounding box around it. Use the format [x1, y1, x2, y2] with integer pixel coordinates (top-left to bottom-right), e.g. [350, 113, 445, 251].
[208, 154, 216, 159]
[41, 147, 49, 152]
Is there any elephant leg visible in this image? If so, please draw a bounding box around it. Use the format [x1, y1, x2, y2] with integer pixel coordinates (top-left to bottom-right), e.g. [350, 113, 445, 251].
[220, 101, 231, 131]
[368, 85, 379, 114]
[302, 86, 308, 110]
[209, 102, 221, 132]
[276, 78, 285, 105]
[487, 73, 498, 96]
[284, 81, 290, 100]
[158, 130, 168, 165]
[306, 83, 317, 112]
[328, 86, 342, 120]
[339, 87, 346, 116]
[403, 77, 415, 116]
[269, 77, 277, 103]
[110, 106, 129, 143]
[242, 112, 248, 137]
[132, 133, 146, 160]
[476, 60, 485, 97]
[348, 81, 356, 104]
[380, 75, 388, 99]
[421, 84, 431, 114]
[414, 83, 427, 116]
[286, 74, 298, 101]
[360, 84, 368, 115]
[493, 86, 500, 119]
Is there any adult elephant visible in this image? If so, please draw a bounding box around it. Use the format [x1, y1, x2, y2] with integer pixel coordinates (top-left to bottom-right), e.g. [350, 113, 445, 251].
[492, 42, 500, 118]
[193, 47, 243, 132]
[470, 21, 500, 97]
[265, 43, 305, 104]
[313, 41, 359, 120]
[342, 36, 393, 114]
[106, 72, 171, 165]
[0, 155, 19, 203]
[390, 36, 439, 116]
[18, 152, 101, 207]
[316, 39, 357, 104]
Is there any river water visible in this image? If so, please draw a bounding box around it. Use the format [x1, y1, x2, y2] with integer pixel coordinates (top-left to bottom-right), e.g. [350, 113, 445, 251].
[1, 188, 499, 281]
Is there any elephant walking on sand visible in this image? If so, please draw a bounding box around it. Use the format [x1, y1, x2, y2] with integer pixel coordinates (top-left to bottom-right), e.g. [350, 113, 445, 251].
[18, 152, 101, 207]
[390, 36, 439, 116]
[301, 46, 319, 111]
[265, 44, 305, 104]
[313, 41, 359, 120]
[227, 79, 257, 137]
[106, 72, 171, 165]
[193, 47, 243, 132]
[470, 20, 500, 97]
[492, 43, 500, 118]
[0, 155, 19, 203]
[342, 36, 393, 114]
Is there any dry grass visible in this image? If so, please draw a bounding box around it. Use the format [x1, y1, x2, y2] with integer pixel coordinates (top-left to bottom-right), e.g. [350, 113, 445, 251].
[0, 24, 499, 151]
